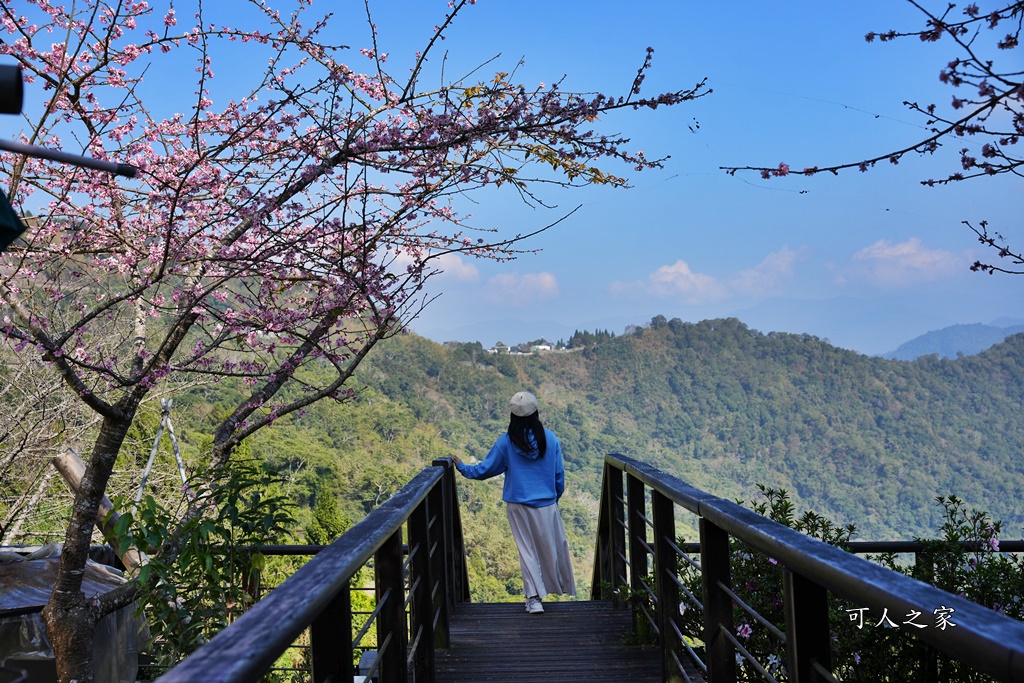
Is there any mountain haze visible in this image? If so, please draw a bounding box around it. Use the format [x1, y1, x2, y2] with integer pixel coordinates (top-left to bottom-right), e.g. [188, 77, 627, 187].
[884, 322, 1024, 360]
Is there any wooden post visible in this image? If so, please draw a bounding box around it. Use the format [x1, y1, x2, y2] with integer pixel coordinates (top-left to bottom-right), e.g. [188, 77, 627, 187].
[448, 465, 471, 605]
[608, 464, 626, 604]
[310, 584, 353, 683]
[51, 448, 146, 572]
[426, 477, 450, 648]
[435, 458, 471, 606]
[652, 489, 680, 681]
[783, 569, 831, 683]
[914, 551, 939, 683]
[592, 461, 626, 602]
[409, 498, 436, 682]
[701, 518, 735, 683]
[375, 528, 407, 683]
[626, 472, 648, 633]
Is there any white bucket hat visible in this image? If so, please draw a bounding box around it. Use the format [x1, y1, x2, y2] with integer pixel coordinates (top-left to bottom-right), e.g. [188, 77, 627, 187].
[509, 391, 539, 417]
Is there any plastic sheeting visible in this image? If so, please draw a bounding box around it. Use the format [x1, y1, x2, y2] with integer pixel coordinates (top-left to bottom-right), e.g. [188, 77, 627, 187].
[0, 545, 146, 683]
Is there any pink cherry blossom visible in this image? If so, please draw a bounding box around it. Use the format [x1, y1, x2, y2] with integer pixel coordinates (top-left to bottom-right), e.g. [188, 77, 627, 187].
[1, 4, 702, 679]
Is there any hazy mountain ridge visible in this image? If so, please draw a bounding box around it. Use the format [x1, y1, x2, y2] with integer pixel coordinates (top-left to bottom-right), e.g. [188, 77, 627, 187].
[884, 322, 1024, 361]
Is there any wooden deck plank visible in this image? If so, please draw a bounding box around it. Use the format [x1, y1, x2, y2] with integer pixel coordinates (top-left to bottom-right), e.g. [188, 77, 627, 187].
[433, 600, 665, 682]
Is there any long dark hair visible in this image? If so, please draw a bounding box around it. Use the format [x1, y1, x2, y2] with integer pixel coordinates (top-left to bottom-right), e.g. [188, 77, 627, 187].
[508, 411, 546, 458]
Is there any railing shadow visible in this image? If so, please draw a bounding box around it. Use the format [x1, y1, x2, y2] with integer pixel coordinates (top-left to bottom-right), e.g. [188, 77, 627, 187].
[592, 453, 1024, 683]
[158, 458, 469, 683]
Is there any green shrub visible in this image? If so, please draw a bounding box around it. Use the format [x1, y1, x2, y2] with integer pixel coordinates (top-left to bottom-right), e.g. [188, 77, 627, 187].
[112, 460, 296, 668]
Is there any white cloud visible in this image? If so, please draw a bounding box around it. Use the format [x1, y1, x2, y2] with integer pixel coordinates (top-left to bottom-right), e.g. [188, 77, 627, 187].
[841, 237, 962, 287]
[730, 246, 807, 296]
[645, 260, 728, 302]
[610, 247, 805, 305]
[486, 271, 560, 305]
[434, 253, 479, 282]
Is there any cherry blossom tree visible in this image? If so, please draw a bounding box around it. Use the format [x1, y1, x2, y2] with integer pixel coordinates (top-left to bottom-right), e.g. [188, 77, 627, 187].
[0, 0, 707, 680]
[722, 1, 1022, 274]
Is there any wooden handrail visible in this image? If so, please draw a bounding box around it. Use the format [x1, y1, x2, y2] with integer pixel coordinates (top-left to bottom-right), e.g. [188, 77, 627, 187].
[158, 460, 468, 683]
[153, 451, 1024, 683]
[593, 453, 1024, 683]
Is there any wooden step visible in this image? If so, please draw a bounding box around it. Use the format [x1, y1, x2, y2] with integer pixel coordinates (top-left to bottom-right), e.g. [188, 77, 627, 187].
[433, 600, 674, 682]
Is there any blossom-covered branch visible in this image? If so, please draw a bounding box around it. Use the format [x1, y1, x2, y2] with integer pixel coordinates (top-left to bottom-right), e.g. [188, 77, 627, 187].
[723, 1, 1021, 182]
[967, 219, 1024, 274]
[0, 1, 707, 680]
[719, 1, 1021, 274]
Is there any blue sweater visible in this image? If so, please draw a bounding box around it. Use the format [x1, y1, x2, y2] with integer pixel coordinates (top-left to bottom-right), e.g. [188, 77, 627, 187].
[455, 429, 565, 508]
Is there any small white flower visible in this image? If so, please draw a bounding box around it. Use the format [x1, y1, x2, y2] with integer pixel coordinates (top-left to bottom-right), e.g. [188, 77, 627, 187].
[679, 601, 687, 616]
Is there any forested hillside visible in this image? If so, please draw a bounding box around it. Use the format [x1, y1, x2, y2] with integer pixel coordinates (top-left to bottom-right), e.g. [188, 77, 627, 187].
[180, 315, 1022, 600]
[10, 316, 1022, 602]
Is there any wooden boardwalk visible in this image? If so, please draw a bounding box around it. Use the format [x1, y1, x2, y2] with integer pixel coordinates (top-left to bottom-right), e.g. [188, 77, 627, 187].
[433, 600, 669, 682]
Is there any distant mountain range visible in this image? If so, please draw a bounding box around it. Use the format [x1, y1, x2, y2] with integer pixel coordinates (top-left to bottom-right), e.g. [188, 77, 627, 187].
[883, 319, 1024, 361]
[158, 314, 1024, 600]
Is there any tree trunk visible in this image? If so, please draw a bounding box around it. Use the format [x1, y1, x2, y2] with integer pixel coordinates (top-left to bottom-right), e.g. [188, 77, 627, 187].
[51, 448, 146, 572]
[43, 413, 133, 683]
[43, 600, 100, 683]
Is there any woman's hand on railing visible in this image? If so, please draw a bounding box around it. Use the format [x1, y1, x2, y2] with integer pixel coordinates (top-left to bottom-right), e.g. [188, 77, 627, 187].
[450, 455, 462, 467]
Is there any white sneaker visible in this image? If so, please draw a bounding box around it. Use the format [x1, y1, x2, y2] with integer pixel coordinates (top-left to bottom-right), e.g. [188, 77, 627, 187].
[525, 596, 544, 614]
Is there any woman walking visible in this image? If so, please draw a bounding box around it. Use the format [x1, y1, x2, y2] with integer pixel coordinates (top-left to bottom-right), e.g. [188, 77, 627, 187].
[451, 391, 576, 613]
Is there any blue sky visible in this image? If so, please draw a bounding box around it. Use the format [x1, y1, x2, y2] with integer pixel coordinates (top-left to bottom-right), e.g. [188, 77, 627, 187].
[4, 1, 1020, 356]
[361, 1, 1022, 355]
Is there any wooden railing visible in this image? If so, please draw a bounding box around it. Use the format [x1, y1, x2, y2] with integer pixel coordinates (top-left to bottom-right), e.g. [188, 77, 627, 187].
[155, 451, 1024, 683]
[591, 453, 1024, 683]
[157, 458, 469, 683]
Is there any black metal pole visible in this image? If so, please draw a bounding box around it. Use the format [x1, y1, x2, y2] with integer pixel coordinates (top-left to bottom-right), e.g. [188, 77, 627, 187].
[0, 138, 138, 177]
